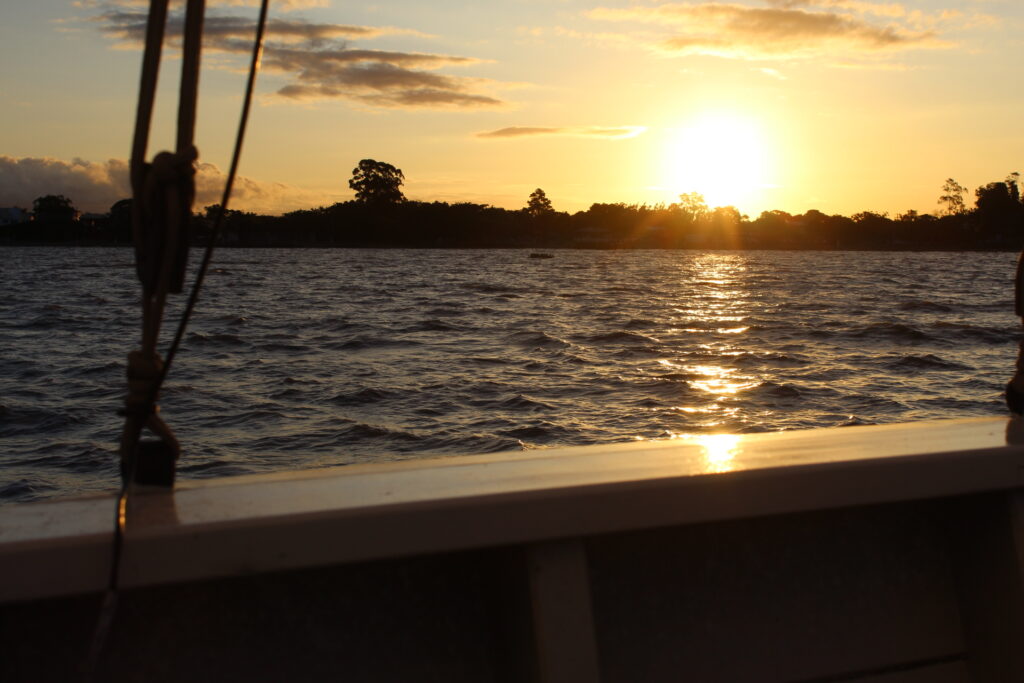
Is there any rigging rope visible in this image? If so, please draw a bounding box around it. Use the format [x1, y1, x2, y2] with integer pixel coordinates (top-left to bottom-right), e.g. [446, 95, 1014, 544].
[82, 0, 270, 677]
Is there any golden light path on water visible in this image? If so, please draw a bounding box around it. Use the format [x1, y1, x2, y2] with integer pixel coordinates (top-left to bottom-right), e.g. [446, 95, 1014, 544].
[661, 253, 759, 430]
[633, 254, 758, 473]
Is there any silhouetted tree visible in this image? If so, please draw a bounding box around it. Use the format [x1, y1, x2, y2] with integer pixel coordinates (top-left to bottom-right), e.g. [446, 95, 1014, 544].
[349, 159, 405, 204]
[110, 198, 133, 243]
[526, 188, 554, 217]
[1007, 172, 1021, 204]
[850, 211, 894, 248]
[938, 178, 967, 216]
[675, 192, 709, 223]
[975, 181, 1019, 216]
[974, 180, 1024, 246]
[32, 194, 77, 222]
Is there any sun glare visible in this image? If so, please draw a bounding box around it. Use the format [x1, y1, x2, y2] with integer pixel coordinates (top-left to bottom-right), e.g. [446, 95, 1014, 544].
[662, 112, 771, 211]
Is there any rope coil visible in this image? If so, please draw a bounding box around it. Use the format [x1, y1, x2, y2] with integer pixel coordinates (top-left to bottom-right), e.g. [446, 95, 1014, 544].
[135, 148, 197, 298]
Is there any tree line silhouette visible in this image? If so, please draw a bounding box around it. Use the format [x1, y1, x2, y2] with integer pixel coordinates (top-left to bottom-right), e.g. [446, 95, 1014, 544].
[4, 160, 1024, 250]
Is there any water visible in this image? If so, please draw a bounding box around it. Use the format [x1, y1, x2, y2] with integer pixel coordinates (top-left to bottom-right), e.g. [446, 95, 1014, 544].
[1, 247, 1018, 504]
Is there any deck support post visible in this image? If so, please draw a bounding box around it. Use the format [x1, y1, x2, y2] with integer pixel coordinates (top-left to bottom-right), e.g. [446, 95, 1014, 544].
[946, 490, 1024, 682]
[526, 539, 601, 683]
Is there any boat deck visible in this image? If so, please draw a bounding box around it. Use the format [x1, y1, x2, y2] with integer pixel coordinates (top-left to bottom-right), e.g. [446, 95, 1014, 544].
[3, 417, 1024, 681]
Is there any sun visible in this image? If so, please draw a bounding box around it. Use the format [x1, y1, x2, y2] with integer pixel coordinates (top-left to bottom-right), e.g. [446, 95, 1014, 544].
[662, 112, 771, 211]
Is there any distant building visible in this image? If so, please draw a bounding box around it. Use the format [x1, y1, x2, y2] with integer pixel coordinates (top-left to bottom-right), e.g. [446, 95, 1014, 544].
[0, 207, 29, 226]
[574, 226, 612, 247]
[79, 212, 109, 228]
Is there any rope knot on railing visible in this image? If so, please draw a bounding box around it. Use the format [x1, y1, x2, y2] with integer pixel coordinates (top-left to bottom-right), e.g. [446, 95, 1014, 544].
[120, 349, 180, 485]
[123, 349, 163, 417]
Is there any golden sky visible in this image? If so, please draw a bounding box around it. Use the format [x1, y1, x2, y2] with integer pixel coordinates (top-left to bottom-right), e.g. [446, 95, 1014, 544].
[1, 0, 1022, 218]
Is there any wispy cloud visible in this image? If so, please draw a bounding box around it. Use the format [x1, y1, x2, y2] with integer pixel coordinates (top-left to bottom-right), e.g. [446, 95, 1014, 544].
[762, 0, 907, 19]
[0, 156, 325, 215]
[478, 126, 645, 139]
[587, 2, 953, 61]
[82, 2, 504, 109]
[755, 66, 787, 79]
[75, 0, 328, 11]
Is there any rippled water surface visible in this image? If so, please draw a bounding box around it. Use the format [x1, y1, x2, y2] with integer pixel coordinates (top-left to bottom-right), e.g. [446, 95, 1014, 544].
[1, 247, 1019, 503]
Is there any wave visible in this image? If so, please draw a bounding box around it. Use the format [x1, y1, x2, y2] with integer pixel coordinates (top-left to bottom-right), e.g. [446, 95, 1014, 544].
[187, 331, 249, 347]
[931, 322, 1016, 345]
[508, 331, 571, 348]
[497, 421, 582, 443]
[0, 478, 58, 502]
[330, 387, 403, 405]
[398, 318, 464, 333]
[849, 322, 931, 343]
[884, 354, 971, 372]
[578, 331, 659, 345]
[338, 421, 422, 445]
[622, 318, 660, 329]
[177, 461, 252, 477]
[730, 352, 809, 368]
[497, 394, 556, 412]
[0, 405, 86, 437]
[897, 300, 955, 313]
[328, 336, 423, 351]
[463, 282, 530, 295]
[749, 381, 804, 400]
[206, 409, 288, 428]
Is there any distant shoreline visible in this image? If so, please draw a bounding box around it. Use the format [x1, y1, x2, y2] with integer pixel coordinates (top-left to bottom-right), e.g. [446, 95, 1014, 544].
[1, 242, 1018, 253]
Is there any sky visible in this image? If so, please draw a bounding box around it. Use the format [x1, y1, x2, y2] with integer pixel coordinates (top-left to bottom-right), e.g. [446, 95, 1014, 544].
[1, 0, 1023, 218]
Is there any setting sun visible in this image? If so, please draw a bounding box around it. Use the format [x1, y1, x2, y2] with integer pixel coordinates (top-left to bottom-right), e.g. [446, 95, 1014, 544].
[663, 112, 772, 211]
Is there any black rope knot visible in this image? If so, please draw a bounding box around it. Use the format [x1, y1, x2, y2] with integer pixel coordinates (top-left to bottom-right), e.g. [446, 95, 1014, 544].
[133, 147, 197, 296]
[120, 350, 180, 485]
[124, 350, 163, 416]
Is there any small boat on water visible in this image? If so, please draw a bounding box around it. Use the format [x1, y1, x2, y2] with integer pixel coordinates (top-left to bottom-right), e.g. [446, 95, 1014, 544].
[4, 3, 1024, 681]
[529, 252, 555, 259]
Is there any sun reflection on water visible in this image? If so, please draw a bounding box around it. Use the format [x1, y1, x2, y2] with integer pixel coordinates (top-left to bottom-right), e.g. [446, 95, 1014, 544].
[669, 255, 761, 425]
[689, 364, 760, 396]
[690, 433, 743, 473]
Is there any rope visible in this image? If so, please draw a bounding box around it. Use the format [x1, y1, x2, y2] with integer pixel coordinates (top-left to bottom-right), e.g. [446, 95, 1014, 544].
[129, 0, 169, 197]
[158, 0, 270, 392]
[82, 0, 269, 677]
[177, 0, 205, 156]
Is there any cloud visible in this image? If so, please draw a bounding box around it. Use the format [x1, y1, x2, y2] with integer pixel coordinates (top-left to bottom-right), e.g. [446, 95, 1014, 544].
[584, 126, 647, 138]
[0, 157, 131, 212]
[95, 10, 412, 45]
[478, 126, 645, 139]
[75, 0, 327, 11]
[477, 127, 564, 138]
[755, 66, 787, 79]
[84, 2, 504, 109]
[0, 156, 325, 215]
[587, 2, 951, 61]
[264, 48, 502, 107]
[763, 0, 907, 18]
